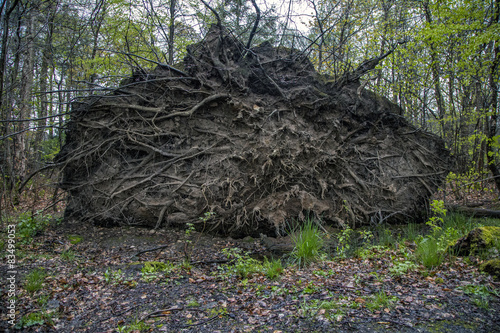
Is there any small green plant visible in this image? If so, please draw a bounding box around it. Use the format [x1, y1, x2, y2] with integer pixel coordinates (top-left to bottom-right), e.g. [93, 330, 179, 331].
[291, 219, 324, 266]
[15, 312, 46, 329]
[416, 237, 444, 268]
[15, 212, 55, 243]
[24, 268, 47, 293]
[365, 290, 398, 311]
[404, 223, 421, 242]
[335, 225, 353, 258]
[187, 299, 201, 307]
[458, 284, 495, 310]
[183, 212, 215, 263]
[376, 227, 398, 248]
[60, 249, 76, 261]
[117, 318, 151, 333]
[263, 257, 283, 279]
[67, 235, 83, 244]
[104, 268, 125, 284]
[356, 245, 387, 260]
[389, 260, 417, 277]
[207, 306, 228, 318]
[222, 247, 263, 278]
[416, 200, 448, 268]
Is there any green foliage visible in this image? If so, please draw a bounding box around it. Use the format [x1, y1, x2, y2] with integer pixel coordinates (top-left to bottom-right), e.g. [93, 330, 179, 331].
[24, 268, 47, 294]
[290, 220, 325, 266]
[39, 137, 61, 162]
[263, 257, 284, 280]
[60, 249, 76, 261]
[416, 236, 444, 269]
[404, 223, 421, 242]
[222, 248, 263, 279]
[104, 268, 125, 284]
[67, 235, 83, 245]
[16, 312, 50, 329]
[14, 212, 55, 243]
[376, 227, 398, 248]
[389, 260, 418, 277]
[457, 284, 498, 310]
[117, 318, 151, 333]
[365, 290, 398, 311]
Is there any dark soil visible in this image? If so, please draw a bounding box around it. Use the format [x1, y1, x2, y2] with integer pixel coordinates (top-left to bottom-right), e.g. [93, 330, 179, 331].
[2, 220, 499, 333]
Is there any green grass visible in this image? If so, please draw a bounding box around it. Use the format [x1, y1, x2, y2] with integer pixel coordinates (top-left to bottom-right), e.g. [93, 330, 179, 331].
[290, 219, 324, 267]
[60, 249, 76, 261]
[263, 257, 283, 279]
[416, 237, 444, 268]
[365, 290, 398, 311]
[24, 268, 47, 294]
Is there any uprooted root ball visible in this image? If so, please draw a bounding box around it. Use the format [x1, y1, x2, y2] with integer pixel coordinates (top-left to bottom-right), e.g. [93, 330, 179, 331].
[57, 25, 450, 236]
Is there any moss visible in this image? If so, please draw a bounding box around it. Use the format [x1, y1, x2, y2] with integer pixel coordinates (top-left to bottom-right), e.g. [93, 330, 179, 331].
[480, 258, 500, 281]
[477, 226, 500, 249]
[451, 226, 500, 256]
[142, 261, 173, 273]
[67, 235, 82, 244]
[422, 319, 479, 332]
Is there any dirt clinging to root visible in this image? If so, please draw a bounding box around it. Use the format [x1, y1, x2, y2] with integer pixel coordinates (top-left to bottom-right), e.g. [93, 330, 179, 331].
[57, 25, 450, 236]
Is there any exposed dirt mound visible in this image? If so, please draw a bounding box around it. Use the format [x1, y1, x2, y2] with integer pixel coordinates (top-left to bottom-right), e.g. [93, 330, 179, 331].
[56, 25, 450, 236]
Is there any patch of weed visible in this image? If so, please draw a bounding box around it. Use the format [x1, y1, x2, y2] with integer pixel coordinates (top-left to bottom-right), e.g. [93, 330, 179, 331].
[222, 248, 263, 278]
[389, 260, 417, 277]
[365, 290, 398, 311]
[263, 257, 283, 279]
[117, 318, 151, 333]
[291, 219, 324, 266]
[60, 249, 76, 261]
[457, 284, 496, 310]
[24, 268, 47, 294]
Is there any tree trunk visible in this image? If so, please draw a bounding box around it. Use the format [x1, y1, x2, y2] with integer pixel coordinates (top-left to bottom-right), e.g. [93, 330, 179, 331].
[16, 5, 35, 183]
[168, 0, 176, 65]
[486, 0, 500, 193]
[35, 1, 56, 163]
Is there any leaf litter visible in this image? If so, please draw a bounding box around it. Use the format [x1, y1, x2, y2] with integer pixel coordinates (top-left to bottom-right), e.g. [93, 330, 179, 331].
[1, 219, 499, 333]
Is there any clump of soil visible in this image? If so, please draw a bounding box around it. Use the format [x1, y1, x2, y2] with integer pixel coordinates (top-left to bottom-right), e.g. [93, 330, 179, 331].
[56, 25, 450, 236]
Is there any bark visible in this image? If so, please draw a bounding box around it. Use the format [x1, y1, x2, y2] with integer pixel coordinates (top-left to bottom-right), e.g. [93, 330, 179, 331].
[486, 0, 500, 193]
[167, 0, 176, 65]
[35, 0, 56, 163]
[16, 6, 35, 182]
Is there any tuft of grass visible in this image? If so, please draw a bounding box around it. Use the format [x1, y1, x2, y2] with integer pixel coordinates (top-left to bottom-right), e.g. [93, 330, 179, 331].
[290, 219, 324, 267]
[404, 223, 421, 242]
[263, 257, 283, 279]
[365, 290, 398, 311]
[60, 249, 76, 261]
[24, 268, 47, 294]
[416, 237, 444, 268]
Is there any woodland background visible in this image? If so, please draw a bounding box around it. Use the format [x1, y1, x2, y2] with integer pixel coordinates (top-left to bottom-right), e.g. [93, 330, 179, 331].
[1, 0, 499, 211]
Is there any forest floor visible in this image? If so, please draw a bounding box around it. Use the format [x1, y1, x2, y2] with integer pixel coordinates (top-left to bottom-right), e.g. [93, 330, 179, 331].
[1, 212, 500, 333]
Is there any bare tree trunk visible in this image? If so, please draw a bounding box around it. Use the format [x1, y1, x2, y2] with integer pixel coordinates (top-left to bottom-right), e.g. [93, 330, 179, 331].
[35, 1, 56, 163]
[16, 6, 35, 183]
[486, 0, 500, 193]
[168, 0, 176, 65]
[423, 1, 446, 136]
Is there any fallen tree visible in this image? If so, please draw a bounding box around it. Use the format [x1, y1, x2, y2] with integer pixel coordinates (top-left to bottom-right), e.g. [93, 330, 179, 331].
[56, 25, 451, 236]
